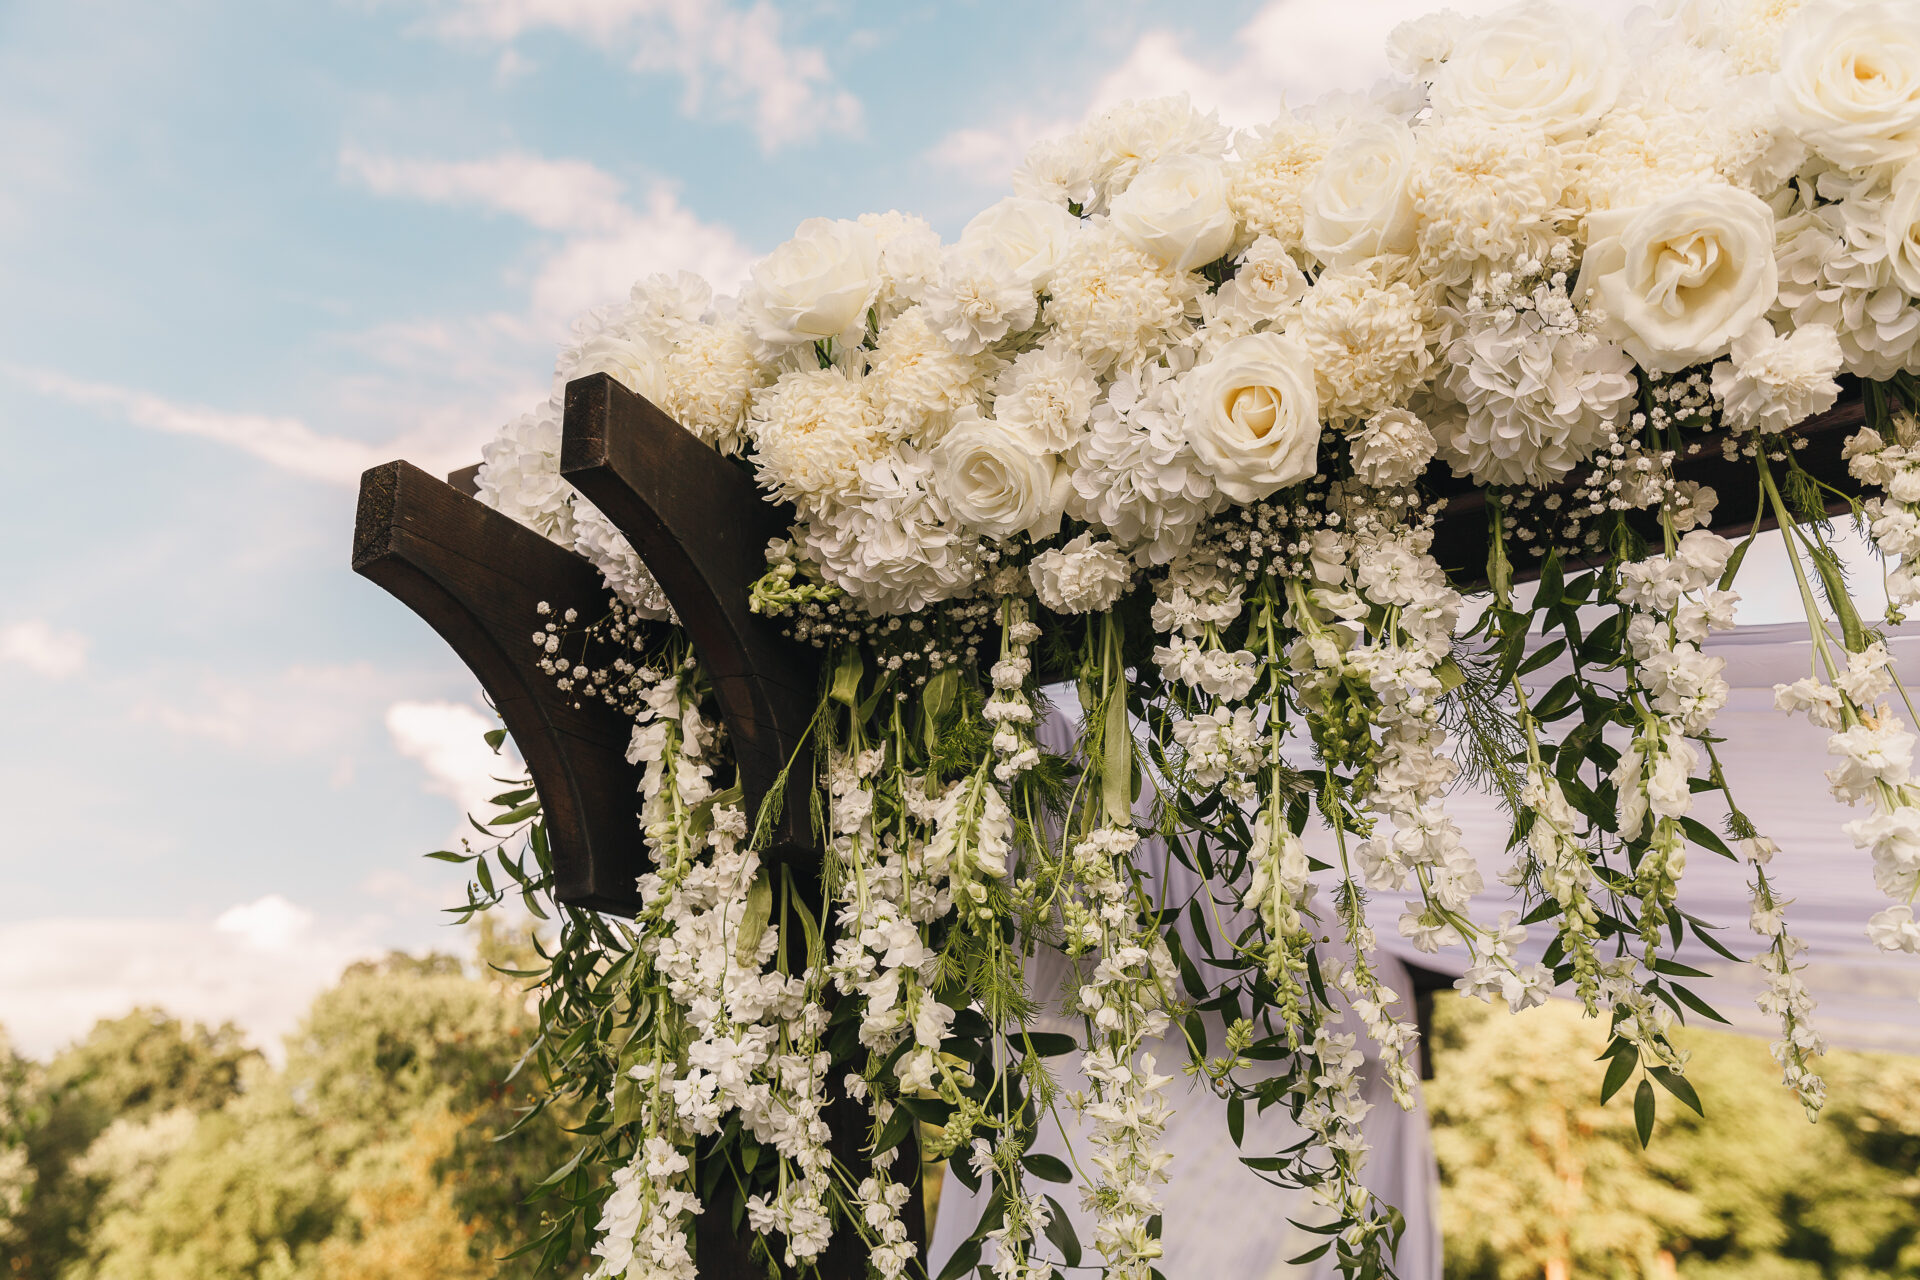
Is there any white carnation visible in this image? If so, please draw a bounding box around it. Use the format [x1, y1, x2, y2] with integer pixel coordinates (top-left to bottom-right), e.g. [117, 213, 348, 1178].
[749, 367, 892, 508]
[992, 343, 1100, 453]
[1386, 9, 1470, 82]
[1351, 408, 1437, 489]
[1710, 318, 1844, 432]
[1030, 533, 1133, 614]
[865, 306, 997, 442]
[1294, 266, 1435, 422]
[1044, 222, 1202, 374]
[920, 247, 1036, 356]
[858, 210, 944, 322]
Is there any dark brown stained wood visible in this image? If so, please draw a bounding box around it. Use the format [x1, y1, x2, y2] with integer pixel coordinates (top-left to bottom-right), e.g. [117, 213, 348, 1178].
[447, 462, 483, 497]
[353, 460, 644, 914]
[560, 373, 822, 860]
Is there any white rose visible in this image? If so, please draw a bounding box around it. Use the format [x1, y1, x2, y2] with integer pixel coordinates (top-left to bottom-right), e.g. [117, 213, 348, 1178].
[1030, 533, 1133, 614]
[1108, 154, 1237, 274]
[1578, 184, 1779, 375]
[1304, 116, 1417, 267]
[1888, 166, 1920, 299]
[959, 196, 1080, 290]
[1181, 332, 1322, 503]
[1429, 0, 1624, 138]
[741, 217, 883, 347]
[1774, 1, 1920, 171]
[931, 414, 1070, 541]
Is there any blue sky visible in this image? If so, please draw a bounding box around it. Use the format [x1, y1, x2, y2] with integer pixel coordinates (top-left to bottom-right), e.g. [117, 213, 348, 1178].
[0, 0, 1876, 1057]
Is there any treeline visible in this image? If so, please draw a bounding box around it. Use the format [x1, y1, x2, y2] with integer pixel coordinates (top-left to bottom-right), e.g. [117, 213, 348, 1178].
[1, 950, 1917, 1278]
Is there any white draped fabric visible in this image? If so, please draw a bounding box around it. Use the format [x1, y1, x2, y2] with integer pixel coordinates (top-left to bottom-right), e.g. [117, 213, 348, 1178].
[929, 621, 1920, 1278]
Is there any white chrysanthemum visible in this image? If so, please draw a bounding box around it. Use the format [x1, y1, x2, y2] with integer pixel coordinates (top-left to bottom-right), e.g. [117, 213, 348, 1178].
[623, 271, 715, 347]
[1350, 407, 1437, 489]
[1772, 172, 1920, 380]
[1227, 111, 1330, 250]
[858, 210, 943, 321]
[1044, 222, 1202, 373]
[1433, 304, 1637, 486]
[992, 343, 1100, 453]
[1294, 267, 1435, 422]
[865, 305, 997, 441]
[1569, 105, 1723, 212]
[1201, 235, 1309, 337]
[921, 246, 1038, 355]
[476, 401, 575, 542]
[799, 450, 981, 613]
[1668, 0, 1812, 74]
[1086, 95, 1230, 204]
[656, 320, 767, 456]
[1711, 318, 1845, 432]
[1408, 119, 1566, 286]
[749, 367, 892, 508]
[1067, 361, 1226, 564]
[571, 496, 674, 618]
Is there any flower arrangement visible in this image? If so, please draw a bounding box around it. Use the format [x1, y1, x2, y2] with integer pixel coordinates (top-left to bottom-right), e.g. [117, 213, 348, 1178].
[450, 2, 1920, 1276]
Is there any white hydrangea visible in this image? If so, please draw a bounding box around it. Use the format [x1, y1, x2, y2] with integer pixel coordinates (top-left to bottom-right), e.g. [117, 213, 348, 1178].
[571, 497, 673, 618]
[1067, 360, 1225, 564]
[1773, 170, 1920, 380]
[476, 400, 575, 542]
[799, 450, 982, 613]
[749, 367, 893, 509]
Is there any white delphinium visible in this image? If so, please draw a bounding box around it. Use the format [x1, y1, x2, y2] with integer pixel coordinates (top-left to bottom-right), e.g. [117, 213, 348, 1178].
[1067, 361, 1226, 564]
[1432, 256, 1639, 487]
[1734, 834, 1829, 1116]
[1848, 413, 1920, 613]
[1170, 705, 1261, 797]
[1045, 222, 1204, 374]
[1152, 635, 1260, 700]
[477, 401, 575, 541]
[986, 597, 1043, 781]
[1711, 318, 1845, 433]
[1059, 826, 1178, 1280]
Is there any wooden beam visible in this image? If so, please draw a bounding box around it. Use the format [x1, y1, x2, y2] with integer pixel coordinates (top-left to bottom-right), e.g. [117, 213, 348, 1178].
[353, 460, 645, 914]
[559, 373, 822, 861]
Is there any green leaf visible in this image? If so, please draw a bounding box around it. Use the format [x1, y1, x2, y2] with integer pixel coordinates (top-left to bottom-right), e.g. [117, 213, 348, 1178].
[1634, 1078, 1657, 1147]
[937, 1241, 983, 1280]
[1020, 1152, 1072, 1183]
[535, 1145, 587, 1188]
[1043, 1197, 1082, 1267]
[484, 727, 508, 750]
[488, 801, 541, 826]
[1434, 656, 1466, 692]
[1227, 1095, 1245, 1147]
[1600, 1050, 1637, 1105]
[829, 643, 863, 707]
[1517, 638, 1567, 677]
[1718, 531, 1756, 591]
[1650, 1066, 1704, 1117]
[1015, 1032, 1077, 1058]
[475, 857, 495, 897]
[734, 870, 774, 966]
[425, 850, 475, 864]
[1103, 690, 1133, 826]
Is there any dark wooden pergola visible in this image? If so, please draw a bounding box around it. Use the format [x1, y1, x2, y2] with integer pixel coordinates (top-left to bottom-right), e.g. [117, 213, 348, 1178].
[351, 373, 1867, 1275]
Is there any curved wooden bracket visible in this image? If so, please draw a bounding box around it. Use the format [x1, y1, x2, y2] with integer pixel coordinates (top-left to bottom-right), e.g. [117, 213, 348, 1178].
[559, 373, 822, 860]
[353, 460, 645, 914]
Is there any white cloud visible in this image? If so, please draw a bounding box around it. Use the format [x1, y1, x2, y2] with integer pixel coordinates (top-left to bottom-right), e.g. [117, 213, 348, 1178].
[0, 618, 88, 680]
[928, 0, 1647, 190]
[131, 662, 409, 755]
[385, 699, 519, 833]
[413, 0, 862, 151]
[0, 901, 383, 1061]
[341, 148, 757, 328]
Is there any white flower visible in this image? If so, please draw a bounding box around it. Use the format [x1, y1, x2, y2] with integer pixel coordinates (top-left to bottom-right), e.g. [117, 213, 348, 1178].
[1827, 720, 1916, 801]
[749, 367, 891, 508]
[1109, 153, 1237, 273]
[1868, 904, 1920, 953]
[572, 498, 673, 618]
[1711, 319, 1844, 433]
[1179, 331, 1321, 503]
[1579, 183, 1779, 375]
[655, 320, 767, 455]
[477, 400, 574, 542]
[1031, 533, 1133, 613]
[1673, 530, 1737, 590]
[865, 306, 995, 441]
[992, 343, 1100, 453]
[1303, 115, 1418, 267]
[931, 413, 1070, 541]
[1409, 119, 1567, 284]
[860, 210, 944, 321]
[1045, 222, 1202, 373]
[922, 246, 1038, 356]
[1772, 173, 1920, 381]
[800, 451, 982, 613]
[1294, 266, 1434, 422]
[1351, 408, 1436, 488]
[1430, 1, 1625, 138]
[1227, 110, 1330, 248]
[1386, 9, 1469, 81]
[1086, 94, 1231, 207]
[1773, 1, 1920, 171]
[1203, 235, 1309, 335]
[1885, 165, 1920, 299]
[741, 217, 884, 348]
[561, 330, 662, 402]
[1068, 362, 1224, 564]
[960, 196, 1081, 290]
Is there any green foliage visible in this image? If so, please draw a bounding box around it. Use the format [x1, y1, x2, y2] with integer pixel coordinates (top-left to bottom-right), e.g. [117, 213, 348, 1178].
[1430, 995, 1920, 1280]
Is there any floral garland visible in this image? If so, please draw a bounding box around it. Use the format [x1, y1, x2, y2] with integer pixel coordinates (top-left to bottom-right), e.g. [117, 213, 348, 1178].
[445, 1, 1920, 1275]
